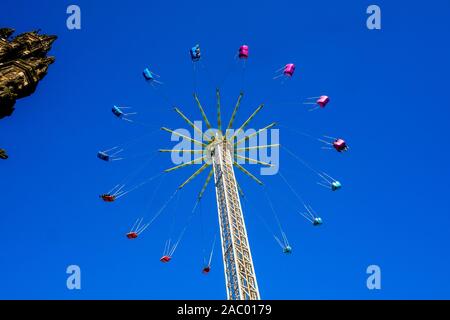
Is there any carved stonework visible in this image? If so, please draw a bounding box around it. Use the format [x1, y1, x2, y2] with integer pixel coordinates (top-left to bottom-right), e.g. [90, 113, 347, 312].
[0, 148, 7, 159]
[0, 28, 56, 119]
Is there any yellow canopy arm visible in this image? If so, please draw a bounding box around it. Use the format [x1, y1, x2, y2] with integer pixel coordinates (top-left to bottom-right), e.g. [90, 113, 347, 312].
[231, 104, 264, 140]
[216, 88, 222, 133]
[173, 107, 205, 138]
[178, 163, 210, 189]
[193, 93, 212, 129]
[236, 182, 245, 198]
[164, 156, 206, 173]
[159, 149, 204, 154]
[198, 167, 214, 200]
[234, 162, 263, 185]
[227, 92, 244, 131]
[234, 122, 277, 147]
[235, 155, 273, 167]
[161, 127, 207, 148]
[235, 144, 280, 152]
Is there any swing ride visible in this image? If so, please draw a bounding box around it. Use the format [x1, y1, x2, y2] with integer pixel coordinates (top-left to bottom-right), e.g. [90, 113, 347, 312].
[238, 45, 249, 59]
[304, 95, 330, 111]
[190, 44, 201, 62]
[318, 136, 349, 152]
[300, 205, 323, 227]
[143, 67, 162, 84]
[274, 63, 296, 79]
[112, 105, 137, 122]
[126, 218, 150, 239]
[318, 172, 342, 192]
[97, 43, 349, 300]
[97, 146, 123, 162]
[333, 138, 349, 152]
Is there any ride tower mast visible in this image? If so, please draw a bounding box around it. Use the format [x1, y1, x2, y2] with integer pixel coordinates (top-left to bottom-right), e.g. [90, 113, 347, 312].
[208, 132, 260, 300]
[162, 89, 275, 300]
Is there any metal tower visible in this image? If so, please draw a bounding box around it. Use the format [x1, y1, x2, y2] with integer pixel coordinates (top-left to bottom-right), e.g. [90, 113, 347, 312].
[161, 90, 278, 300]
[211, 134, 260, 300]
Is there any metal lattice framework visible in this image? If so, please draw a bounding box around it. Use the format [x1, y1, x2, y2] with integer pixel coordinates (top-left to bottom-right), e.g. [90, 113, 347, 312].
[161, 90, 277, 300]
[212, 135, 260, 300]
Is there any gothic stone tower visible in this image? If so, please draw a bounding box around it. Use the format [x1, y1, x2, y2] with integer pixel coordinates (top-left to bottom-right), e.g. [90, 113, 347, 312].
[0, 28, 56, 119]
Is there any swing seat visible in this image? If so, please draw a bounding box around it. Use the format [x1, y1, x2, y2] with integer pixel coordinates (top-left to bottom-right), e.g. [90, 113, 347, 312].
[100, 194, 116, 202]
[283, 246, 292, 254]
[239, 45, 249, 59]
[143, 68, 154, 81]
[97, 152, 110, 161]
[190, 45, 201, 62]
[331, 181, 342, 191]
[283, 63, 296, 77]
[317, 95, 330, 108]
[333, 139, 347, 152]
[112, 106, 124, 117]
[126, 232, 138, 239]
[313, 217, 323, 226]
[160, 255, 171, 263]
[202, 266, 211, 274]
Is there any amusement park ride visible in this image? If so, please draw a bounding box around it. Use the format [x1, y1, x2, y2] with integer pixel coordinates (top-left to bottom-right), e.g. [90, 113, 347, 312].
[98, 44, 348, 300]
[160, 89, 268, 300]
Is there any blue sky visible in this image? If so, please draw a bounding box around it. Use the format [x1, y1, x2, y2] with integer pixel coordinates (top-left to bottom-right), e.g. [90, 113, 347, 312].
[1, 0, 449, 299]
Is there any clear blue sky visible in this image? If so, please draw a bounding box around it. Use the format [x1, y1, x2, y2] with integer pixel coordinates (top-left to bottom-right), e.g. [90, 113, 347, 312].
[1, 0, 449, 299]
